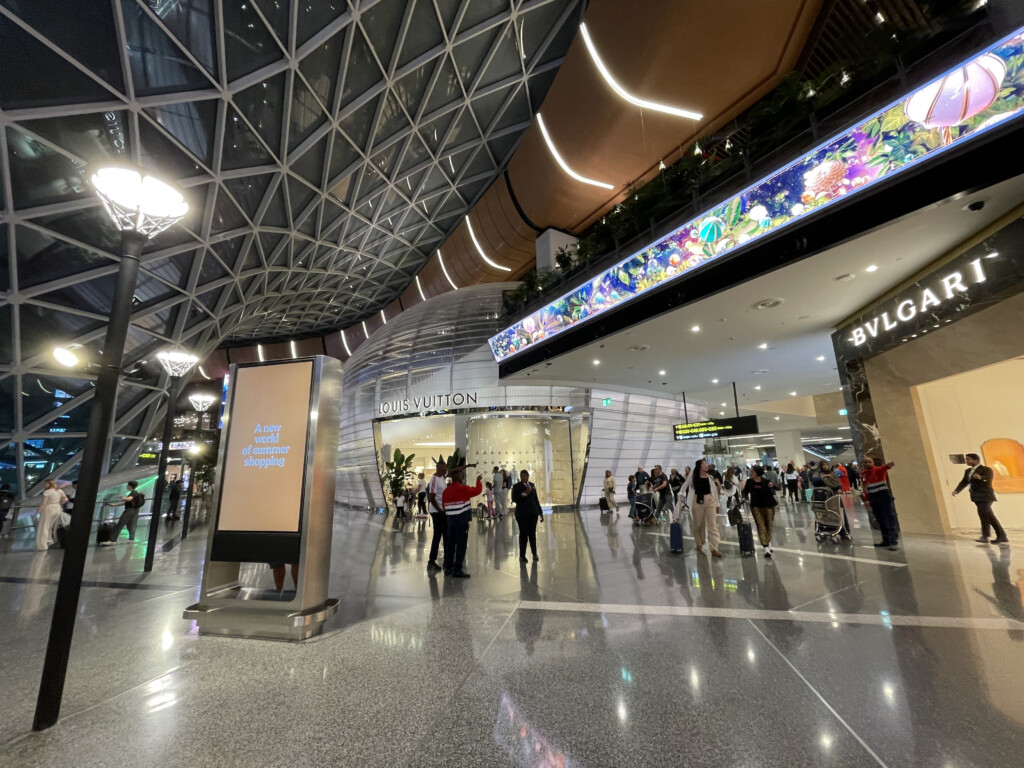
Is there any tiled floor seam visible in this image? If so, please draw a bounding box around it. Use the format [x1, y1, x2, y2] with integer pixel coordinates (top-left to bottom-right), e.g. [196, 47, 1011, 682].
[1, 663, 191, 751]
[401, 600, 521, 768]
[747, 619, 891, 768]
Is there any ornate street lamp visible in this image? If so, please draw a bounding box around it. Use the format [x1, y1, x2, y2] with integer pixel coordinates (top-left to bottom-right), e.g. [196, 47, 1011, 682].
[35, 165, 188, 732]
[144, 349, 199, 572]
[181, 393, 216, 540]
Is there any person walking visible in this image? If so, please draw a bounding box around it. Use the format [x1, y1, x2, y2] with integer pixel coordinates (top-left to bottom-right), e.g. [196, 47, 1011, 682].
[441, 469, 481, 578]
[953, 452, 1009, 545]
[167, 476, 182, 520]
[635, 465, 650, 491]
[512, 470, 543, 562]
[0, 483, 15, 538]
[721, 466, 741, 512]
[426, 461, 448, 573]
[416, 473, 428, 518]
[602, 470, 619, 513]
[680, 459, 722, 558]
[113, 480, 145, 543]
[742, 466, 778, 558]
[485, 482, 496, 519]
[784, 463, 799, 502]
[651, 465, 673, 520]
[35, 480, 67, 551]
[669, 469, 684, 507]
[626, 474, 637, 519]
[836, 464, 851, 494]
[861, 456, 899, 550]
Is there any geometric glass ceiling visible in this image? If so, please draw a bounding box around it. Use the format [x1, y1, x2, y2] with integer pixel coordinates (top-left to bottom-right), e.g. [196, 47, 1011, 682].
[0, 0, 582, 493]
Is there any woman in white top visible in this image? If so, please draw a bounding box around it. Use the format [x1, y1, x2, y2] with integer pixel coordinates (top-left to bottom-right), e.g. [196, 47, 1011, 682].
[36, 480, 67, 551]
[784, 463, 800, 503]
[603, 470, 618, 513]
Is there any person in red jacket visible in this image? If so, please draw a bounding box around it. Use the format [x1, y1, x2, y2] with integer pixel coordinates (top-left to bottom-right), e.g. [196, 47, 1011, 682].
[442, 469, 482, 578]
[862, 456, 899, 550]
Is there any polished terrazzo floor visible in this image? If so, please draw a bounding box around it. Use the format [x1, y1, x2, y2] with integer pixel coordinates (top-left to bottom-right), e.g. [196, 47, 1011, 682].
[1, 497, 1023, 767]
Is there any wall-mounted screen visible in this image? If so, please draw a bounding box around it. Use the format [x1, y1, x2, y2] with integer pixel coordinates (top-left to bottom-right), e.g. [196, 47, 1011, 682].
[216, 361, 313, 533]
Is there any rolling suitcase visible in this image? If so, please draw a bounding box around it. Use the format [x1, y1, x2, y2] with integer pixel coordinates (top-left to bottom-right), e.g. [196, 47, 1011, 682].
[669, 520, 684, 554]
[737, 520, 755, 556]
[598, 496, 610, 512]
[97, 520, 117, 545]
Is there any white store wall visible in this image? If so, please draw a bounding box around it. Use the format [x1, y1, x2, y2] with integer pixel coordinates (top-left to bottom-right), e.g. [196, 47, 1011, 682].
[916, 357, 1024, 531]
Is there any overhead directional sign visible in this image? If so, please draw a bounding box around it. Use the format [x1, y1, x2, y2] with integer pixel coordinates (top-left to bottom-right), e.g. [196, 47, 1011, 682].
[673, 416, 760, 442]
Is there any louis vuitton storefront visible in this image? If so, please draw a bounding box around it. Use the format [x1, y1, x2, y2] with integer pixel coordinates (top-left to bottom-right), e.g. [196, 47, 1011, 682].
[834, 213, 1024, 536]
[336, 283, 704, 511]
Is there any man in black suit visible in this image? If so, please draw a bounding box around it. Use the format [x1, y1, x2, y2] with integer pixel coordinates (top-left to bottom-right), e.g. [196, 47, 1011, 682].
[953, 453, 1009, 545]
[511, 470, 542, 563]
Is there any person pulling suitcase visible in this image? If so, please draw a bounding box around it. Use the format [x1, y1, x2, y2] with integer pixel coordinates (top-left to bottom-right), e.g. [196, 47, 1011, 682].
[741, 465, 777, 558]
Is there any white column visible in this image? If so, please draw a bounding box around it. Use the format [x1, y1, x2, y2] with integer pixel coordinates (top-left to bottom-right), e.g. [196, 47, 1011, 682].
[773, 429, 806, 467]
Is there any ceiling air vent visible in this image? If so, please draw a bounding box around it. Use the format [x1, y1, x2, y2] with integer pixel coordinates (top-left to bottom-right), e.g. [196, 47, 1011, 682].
[753, 298, 785, 310]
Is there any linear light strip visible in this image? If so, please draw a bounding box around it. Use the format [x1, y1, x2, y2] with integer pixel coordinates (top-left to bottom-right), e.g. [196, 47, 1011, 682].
[380, 309, 387, 325]
[197, 365, 211, 380]
[361, 321, 369, 339]
[579, 23, 702, 121]
[536, 113, 615, 190]
[488, 24, 1024, 363]
[416, 275, 427, 301]
[289, 340, 297, 359]
[340, 329, 352, 356]
[257, 344, 265, 363]
[437, 249, 458, 290]
[465, 216, 512, 272]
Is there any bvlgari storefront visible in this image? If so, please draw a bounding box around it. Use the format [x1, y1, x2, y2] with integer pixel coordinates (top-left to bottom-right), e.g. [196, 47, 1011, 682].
[336, 284, 705, 510]
[834, 211, 1024, 536]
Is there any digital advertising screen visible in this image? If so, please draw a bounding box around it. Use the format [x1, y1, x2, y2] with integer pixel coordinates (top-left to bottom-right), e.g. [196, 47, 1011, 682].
[673, 416, 760, 442]
[216, 361, 313, 534]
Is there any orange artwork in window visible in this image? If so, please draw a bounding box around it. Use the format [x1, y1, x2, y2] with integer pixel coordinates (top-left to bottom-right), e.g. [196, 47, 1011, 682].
[982, 439, 1024, 494]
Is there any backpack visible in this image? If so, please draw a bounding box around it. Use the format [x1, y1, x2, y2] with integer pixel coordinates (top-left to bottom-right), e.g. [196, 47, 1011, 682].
[134, 491, 146, 509]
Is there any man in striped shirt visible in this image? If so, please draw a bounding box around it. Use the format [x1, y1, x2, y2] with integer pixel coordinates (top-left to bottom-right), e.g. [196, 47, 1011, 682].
[442, 469, 482, 578]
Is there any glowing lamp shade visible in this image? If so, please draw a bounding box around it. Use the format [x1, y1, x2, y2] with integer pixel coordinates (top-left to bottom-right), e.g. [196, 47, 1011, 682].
[90, 166, 189, 238]
[156, 349, 199, 378]
[188, 393, 217, 412]
[53, 346, 80, 368]
[188, 444, 202, 456]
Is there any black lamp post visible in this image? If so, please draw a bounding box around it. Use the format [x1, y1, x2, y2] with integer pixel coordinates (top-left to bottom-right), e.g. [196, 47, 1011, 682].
[143, 350, 198, 573]
[181, 393, 216, 541]
[33, 166, 188, 731]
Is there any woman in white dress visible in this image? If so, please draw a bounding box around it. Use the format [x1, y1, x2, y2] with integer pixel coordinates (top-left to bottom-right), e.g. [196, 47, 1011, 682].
[36, 480, 67, 551]
[603, 470, 619, 513]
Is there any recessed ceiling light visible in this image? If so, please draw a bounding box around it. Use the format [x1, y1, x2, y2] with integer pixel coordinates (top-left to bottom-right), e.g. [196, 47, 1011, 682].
[758, 343, 768, 350]
[790, 391, 797, 396]
[691, 325, 700, 332]
[720, 403, 727, 407]
[816, 355, 826, 361]
[711, 378, 718, 384]
[754, 385, 761, 390]
[659, 370, 666, 376]
[593, 359, 600, 365]
[865, 264, 878, 272]
[719, 411, 725, 416]
[774, 416, 780, 421]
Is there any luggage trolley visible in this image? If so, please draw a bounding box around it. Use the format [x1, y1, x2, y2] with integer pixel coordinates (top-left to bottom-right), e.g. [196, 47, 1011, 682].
[633, 492, 657, 526]
[811, 486, 847, 543]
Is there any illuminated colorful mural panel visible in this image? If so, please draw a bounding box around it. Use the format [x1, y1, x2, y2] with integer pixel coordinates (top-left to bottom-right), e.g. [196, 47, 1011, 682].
[489, 27, 1024, 362]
